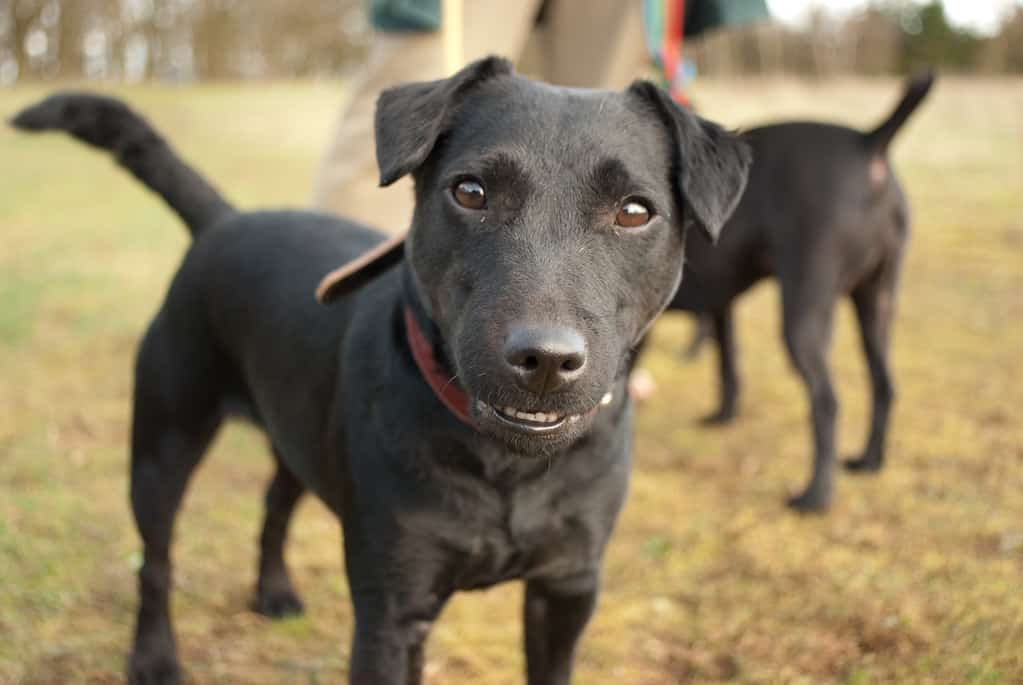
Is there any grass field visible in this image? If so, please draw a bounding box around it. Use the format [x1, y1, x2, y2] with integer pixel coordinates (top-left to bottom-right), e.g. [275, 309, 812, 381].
[1, 75, 1021, 684]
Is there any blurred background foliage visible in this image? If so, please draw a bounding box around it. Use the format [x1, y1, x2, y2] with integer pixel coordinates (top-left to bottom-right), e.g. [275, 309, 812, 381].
[0, 0, 369, 84]
[0, 0, 1022, 85]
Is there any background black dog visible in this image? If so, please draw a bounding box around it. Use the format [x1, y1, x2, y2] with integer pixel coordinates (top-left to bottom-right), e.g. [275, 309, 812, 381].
[657, 71, 934, 512]
[13, 57, 749, 684]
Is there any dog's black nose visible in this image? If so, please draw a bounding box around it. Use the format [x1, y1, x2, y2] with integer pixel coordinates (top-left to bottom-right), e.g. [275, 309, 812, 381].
[503, 325, 587, 395]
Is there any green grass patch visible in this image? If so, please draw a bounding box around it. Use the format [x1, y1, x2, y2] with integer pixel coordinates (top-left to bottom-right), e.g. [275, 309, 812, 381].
[1, 76, 1022, 683]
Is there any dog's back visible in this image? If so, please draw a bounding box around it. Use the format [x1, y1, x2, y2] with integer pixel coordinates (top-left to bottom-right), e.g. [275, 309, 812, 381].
[741, 121, 907, 287]
[675, 71, 934, 309]
[13, 93, 396, 496]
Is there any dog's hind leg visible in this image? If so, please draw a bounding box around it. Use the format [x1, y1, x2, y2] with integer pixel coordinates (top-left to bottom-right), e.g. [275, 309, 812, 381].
[845, 265, 898, 473]
[781, 281, 839, 513]
[701, 307, 741, 425]
[681, 313, 711, 360]
[127, 320, 223, 684]
[253, 453, 306, 618]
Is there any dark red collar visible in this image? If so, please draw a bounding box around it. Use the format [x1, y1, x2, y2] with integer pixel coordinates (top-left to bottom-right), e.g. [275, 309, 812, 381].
[404, 306, 474, 425]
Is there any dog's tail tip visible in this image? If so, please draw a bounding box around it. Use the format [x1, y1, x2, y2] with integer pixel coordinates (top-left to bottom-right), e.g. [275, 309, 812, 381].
[9, 95, 64, 131]
[866, 68, 936, 152]
[10, 92, 139, 147]
[12, 91, 234, 237]
[9, 108, 38, 130]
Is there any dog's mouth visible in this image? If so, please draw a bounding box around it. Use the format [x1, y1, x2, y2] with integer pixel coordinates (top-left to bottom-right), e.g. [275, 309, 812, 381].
[474, 391, 613, 435]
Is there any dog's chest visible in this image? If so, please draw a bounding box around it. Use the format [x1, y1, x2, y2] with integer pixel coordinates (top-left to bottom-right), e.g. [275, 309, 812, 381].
[441, 486, 594, 591]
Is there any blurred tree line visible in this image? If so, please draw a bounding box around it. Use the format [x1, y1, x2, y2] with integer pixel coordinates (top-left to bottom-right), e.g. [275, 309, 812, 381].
[0, 0, 368, 84]
[1, 0, 1021, 84]
[688, 1, 1023, 77]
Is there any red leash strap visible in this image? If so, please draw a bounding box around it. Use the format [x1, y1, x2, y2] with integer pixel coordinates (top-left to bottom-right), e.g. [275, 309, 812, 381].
[404, 306, 473, 425]
[662, 0, 689, 106]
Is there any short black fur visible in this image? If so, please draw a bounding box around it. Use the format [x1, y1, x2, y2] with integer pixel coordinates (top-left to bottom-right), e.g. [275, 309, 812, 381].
[13, 58, 749, 684]
[648, 71, 934, 512]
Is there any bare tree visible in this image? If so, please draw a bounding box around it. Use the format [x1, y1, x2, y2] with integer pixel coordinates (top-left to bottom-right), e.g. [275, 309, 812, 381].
[3, 0, 1019, 83]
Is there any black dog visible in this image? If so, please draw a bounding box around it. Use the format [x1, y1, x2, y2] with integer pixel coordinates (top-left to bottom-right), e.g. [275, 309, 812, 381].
[658, 71, 934, 512]
[13, 57, 750, 684]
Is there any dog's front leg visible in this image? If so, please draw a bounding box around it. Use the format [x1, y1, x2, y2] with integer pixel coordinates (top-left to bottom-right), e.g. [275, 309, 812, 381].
[348, 591, 442, 685]
[523, 574, 599, 685]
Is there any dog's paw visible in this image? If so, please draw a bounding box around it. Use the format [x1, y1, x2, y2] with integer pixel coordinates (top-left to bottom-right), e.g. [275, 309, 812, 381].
[128, 650, 182, 685]
[254, 587, 305, 619]
[698, 408, 736, 426]
[786, 489, 831, 514]
[843, 456, 883, 474]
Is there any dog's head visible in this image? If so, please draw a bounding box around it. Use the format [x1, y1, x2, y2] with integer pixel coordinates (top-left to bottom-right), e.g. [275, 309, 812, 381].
[319, 57, 750, 455]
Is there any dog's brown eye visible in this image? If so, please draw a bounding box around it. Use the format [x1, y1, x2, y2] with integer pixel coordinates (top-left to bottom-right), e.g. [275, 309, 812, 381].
[453, 179, 486, 210]
[615, 199, 651, 228]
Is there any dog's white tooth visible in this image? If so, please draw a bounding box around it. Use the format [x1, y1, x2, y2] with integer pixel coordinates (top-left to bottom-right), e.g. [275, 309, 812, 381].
[499, 406, 567, 424]
[569, 414, 580, 422]
[600, 391, 613, 406]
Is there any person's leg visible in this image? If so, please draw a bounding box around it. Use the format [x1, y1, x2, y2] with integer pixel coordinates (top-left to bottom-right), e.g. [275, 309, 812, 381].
[529, 0, 648, 89]
[311, 2, 542, 232]
[310, 32, 439, 233]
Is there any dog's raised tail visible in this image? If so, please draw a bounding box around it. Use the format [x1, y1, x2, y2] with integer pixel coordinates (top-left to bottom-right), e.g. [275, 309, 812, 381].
[11, 92, 234, 237]
[865, 70, 935, 152]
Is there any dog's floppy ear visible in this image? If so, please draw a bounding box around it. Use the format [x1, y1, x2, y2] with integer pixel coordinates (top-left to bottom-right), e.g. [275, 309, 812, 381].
[316, 233, 405, 304]
[375, 56, 514, 186]
[316, 58, 512, 305]
[629, 81, 751, 243]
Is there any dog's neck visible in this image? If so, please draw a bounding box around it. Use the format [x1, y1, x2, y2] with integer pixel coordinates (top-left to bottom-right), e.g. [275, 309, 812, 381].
[400, 265, 473, 425]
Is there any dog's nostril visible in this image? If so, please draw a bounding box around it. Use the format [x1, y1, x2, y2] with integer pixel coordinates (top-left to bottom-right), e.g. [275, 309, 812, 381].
[522, 355, 539, 371]
[561, 355, 584, 372]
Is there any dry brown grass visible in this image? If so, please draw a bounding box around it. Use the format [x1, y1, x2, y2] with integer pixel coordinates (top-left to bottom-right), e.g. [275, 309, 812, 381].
[1, 75, 1021, 684]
